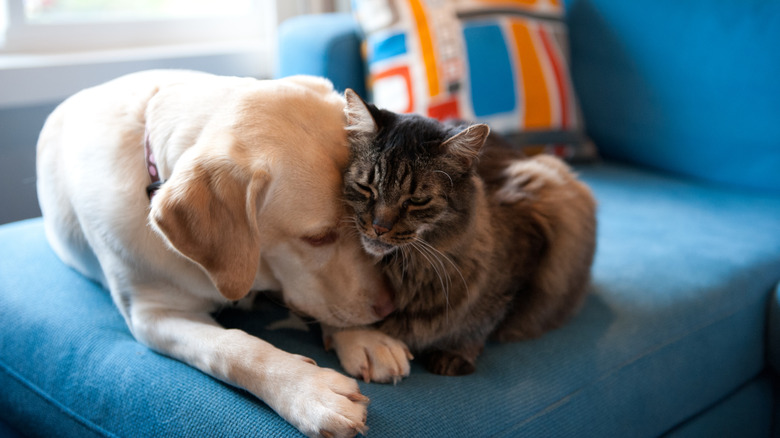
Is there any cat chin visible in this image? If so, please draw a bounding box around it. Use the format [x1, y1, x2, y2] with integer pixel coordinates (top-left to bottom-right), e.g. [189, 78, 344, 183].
[361, 235, 398, 256]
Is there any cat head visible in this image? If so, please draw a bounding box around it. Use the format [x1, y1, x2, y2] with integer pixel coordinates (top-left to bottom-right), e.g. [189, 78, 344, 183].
[343, 89, 490, 256]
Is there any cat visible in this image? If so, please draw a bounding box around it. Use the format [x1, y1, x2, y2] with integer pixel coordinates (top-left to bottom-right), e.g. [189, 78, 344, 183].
[324, 90, 597, 380]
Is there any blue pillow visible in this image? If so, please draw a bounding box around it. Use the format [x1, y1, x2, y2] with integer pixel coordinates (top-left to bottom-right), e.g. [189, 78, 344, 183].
[566, 0, 780, 191]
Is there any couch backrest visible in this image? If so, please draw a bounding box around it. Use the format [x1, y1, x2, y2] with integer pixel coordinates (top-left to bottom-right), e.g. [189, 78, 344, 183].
[565, 0, 780, 191]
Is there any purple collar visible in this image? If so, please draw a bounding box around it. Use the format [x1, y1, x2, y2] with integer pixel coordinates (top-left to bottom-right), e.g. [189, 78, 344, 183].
[145, 134, 164, 200]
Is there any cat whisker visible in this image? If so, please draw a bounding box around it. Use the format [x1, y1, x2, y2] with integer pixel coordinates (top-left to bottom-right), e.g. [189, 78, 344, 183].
[339, 214, 361, 226]
[410, 243, 448, 316]
[391, 248, 401, 274]
[403, 246, 409, 282]
[415, 238, 469, 300]
[409, 240, 452, 323]
[413, 239, 452, 292]
[433, 170, 454, 188]
[408, 241, 439, 282]
[398, 245, 409, 283]
[338, 215, 366, 240]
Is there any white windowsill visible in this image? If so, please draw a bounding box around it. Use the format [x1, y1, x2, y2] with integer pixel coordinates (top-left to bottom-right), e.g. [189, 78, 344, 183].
[0, 39, 275, 109]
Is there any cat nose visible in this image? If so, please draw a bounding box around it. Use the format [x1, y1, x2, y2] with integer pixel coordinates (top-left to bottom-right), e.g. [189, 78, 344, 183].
[373, 222, 391, 236]
[372, 209, 396, 236]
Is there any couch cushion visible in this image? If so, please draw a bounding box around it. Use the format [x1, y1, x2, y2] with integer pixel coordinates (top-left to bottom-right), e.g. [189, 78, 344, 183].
[352, 1, 596, 161]
[277, 13, 368, 98]
[767, 282, 780, 373]
[1, 162, 779, 436]
[566, 0, 780, 191]
[664, 375, 774, 438]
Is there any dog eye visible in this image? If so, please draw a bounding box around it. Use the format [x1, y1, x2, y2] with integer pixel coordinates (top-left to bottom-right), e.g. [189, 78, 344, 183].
[302, 231, 338, 247]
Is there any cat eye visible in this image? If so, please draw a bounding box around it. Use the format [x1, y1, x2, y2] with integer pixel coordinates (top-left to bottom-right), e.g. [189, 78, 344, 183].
[404, 197, 432, 208]
[301, 231, 339, 247]
[354, 182, 374, 199]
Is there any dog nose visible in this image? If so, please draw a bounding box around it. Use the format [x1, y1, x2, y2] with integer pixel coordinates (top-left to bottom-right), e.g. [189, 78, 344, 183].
[372, 286, 396, 319]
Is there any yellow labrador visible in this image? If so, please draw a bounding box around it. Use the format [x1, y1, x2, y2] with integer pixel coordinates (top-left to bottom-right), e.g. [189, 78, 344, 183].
[36, 70, 394, 438]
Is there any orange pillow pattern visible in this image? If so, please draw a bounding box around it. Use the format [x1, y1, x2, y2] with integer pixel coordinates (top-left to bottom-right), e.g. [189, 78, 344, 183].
[354, 0, 596, 160]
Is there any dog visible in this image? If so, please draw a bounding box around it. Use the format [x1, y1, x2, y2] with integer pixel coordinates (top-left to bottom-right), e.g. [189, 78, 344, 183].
[36, 70, 395, 438]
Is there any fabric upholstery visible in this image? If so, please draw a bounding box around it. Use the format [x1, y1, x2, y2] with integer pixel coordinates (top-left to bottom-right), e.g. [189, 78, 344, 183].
[767, 282, 780, 374]
[277, 13, 368, 98]
[664, 375, 774, 438]
[351, 0, 596, 161]
[2, 162, 778, 436]
[4, 2, 780, 435]
[0, 420, 22, 438]
[565, 0, 780, 191]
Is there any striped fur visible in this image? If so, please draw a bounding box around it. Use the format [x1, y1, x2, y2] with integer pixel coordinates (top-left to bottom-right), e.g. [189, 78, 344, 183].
[337, 90, 597, 377]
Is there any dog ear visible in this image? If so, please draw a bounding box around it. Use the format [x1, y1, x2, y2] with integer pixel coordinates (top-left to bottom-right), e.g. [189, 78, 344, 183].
[150, 157, 269, 301]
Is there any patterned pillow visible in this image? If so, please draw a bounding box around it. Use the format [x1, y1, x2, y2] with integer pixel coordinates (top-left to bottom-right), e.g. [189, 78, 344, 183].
[353, 0, 596, 161]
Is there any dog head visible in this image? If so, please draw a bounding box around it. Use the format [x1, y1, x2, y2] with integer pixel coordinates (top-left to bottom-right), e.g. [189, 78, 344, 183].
[148, 75, 393, 327]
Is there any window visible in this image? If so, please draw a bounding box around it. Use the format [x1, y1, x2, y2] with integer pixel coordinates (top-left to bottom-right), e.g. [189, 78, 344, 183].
[1, 0, 274, 52]
[24, 0, 255, 22]
[0, 0, 350, 108]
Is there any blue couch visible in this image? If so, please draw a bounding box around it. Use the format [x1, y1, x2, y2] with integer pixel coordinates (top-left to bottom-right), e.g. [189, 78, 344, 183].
[2, 1, 780, 436]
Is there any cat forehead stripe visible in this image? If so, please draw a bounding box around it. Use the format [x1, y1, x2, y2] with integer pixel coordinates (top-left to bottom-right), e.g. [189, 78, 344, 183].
[397, 163, 412, 193]
[373, 162, 381, 186]
[374, 156, 412, 198]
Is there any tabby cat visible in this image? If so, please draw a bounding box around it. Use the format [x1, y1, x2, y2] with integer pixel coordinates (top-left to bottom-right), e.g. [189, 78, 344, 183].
[325, 90, 597, 380]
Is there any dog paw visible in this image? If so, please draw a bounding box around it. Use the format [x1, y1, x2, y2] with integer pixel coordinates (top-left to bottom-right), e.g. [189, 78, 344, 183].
[271, 355, 370, 438]
[327, 328, 413, 384]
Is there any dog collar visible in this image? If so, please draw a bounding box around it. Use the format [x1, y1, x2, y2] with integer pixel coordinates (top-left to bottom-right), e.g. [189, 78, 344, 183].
[145, 134, 164, 200]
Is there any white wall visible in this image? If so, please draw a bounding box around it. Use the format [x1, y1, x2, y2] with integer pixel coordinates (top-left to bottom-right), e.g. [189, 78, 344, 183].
[0, 44, 271, 224]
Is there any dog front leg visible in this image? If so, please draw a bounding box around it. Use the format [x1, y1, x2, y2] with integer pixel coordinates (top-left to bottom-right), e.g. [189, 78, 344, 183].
[323, 325, 413, 384]
[130, 307, 369, 438]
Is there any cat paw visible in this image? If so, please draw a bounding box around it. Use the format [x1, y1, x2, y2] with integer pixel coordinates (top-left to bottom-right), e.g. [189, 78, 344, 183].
[326, 329, 413, 384]
[422, 350, 476, 376]
[490, 324, 545, 343]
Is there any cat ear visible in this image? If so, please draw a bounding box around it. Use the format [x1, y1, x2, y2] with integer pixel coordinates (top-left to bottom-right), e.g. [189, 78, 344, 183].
[441, 124, 490, 168]
[344, 88, 378, 140]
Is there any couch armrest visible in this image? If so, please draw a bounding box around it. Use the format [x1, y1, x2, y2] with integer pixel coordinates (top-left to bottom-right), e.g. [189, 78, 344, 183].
[768, 282, 780, 374]
[276, 13, 367, 97]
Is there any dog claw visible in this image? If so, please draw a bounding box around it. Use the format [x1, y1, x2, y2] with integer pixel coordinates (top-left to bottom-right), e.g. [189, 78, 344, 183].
[354, 423, 369, 436]
[362, 348, 373, 382]
[346, 392, 370, 405]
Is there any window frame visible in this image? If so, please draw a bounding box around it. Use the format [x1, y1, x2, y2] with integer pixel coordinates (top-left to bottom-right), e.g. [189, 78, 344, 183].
[0, 0, 275, 53]
[0, 0, 350, 108]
